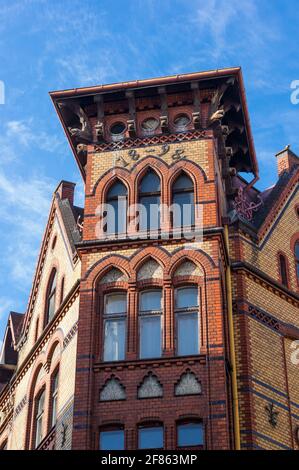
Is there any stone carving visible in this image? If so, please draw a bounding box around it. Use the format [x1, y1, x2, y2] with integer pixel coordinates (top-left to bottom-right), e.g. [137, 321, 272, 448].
[137, 259, 163, 281]
[138, 373, 163, 399]
[58, 101, 92, 143]
[174, 261, 203, 277]
[99, 377, 126, 401]
[99, 268, 128, 284]
[175, 370, 202, 396]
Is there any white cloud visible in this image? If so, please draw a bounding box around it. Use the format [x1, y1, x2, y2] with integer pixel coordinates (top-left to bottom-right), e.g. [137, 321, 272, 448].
[6, 119, 63, 153]
[0, 297, 13, 320]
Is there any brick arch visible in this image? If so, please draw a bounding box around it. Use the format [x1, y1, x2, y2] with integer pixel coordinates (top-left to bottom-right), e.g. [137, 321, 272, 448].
[167, 159, 208, 204]
[83, 254, 132, 287]
[26, 357, 47, 399]
[90, 166, 132, 199]
[130, 246, 170, 273]
[45, 330, 63, 367]
[132, 156, 168, 205]
[166, 249, 217, 278]
[290, 232, 299, 252]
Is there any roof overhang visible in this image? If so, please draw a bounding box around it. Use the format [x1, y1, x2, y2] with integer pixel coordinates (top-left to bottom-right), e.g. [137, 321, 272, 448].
[50, 67, 259, 180]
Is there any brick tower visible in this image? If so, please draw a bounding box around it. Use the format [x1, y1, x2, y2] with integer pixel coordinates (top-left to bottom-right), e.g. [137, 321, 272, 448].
[1, 67, 298, 451]
[50, 67, 259, 450]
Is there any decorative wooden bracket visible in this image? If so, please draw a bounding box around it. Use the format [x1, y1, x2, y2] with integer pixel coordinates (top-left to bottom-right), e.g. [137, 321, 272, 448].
[158, 86, 169, 133]
[126, 91, 136, 138]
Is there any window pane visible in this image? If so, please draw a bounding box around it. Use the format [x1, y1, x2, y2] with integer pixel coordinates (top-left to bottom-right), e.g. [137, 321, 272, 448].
[295, 242, 299, 259]
[140, 171, 160, 193]
[140, 316, 161, 359]
[173, 192, 194, 227]
[176, 287, 198, 309]
[104, 320, 125, 361]
[105, 294, 127, 314]
[107, 198, 127, 234]
[35, 417, 43, 447]
[139, 196, 160, 231]
[100, 430, 124, 450]
[48, 294, 56, 322]
[177, 313, 199, 356]
[140, 290, 162, 311]
[107, 181, 127, 199]
[139, 426, 163, 449]
[37, 391, 45, 416]
[173, 174, 193, 191]
[177, 422, 203, 447]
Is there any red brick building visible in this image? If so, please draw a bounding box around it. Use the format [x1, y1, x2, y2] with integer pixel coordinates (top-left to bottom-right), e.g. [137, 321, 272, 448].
[0, 67, 298, 450]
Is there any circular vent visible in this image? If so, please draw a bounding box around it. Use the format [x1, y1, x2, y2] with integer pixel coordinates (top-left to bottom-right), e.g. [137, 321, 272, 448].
[110, 121, 126, 135]
[173, 113, 191, 128]
[141, 117, 159, 132]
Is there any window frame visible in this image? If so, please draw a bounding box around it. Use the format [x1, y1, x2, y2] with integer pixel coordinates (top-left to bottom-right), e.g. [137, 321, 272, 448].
[99, 425, 125, 450]
[171, 172, 195, 229]
[105, 180, 128, 237]
[50, 367, 59, 430]
[174, 286, 200, 357]
[138, 289, 163, 359]
[295, 241, 299, 286]
[102, 291, 127, 362]
[138, 170, 161, 233]
[34, 387, 46, 449]
[176, 420, 204, 449]
[45, 268, 57, 326]
[278, 253, 289, 288]
[138, 422, 164, 450]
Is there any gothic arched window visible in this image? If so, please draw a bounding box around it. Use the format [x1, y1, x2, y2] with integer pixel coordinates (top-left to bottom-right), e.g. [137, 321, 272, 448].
[295, 241, 299, 285]
[45, 269, 57, 325]
[106, 180, 127, 235]
[139, 289, 163, 359]
[278, 254, 288, 287]
[103, 293, 127, 362]
[172, 173, 195, 228]
[139, 170, 161, 232]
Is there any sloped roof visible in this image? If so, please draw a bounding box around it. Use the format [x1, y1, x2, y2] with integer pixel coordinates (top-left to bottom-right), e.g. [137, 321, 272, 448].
[57, 196, 83, 254]
[252, 164, 299, 230]
[9, 312, 24, 346]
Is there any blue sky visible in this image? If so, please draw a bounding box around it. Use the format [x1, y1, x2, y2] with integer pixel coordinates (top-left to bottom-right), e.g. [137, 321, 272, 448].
[0, 0, 298, 345]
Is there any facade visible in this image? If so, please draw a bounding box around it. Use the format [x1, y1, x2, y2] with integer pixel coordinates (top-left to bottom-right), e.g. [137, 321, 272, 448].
[0, 67, 298, 450]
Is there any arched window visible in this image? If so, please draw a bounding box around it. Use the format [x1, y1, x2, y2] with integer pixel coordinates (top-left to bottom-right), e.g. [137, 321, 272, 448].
[50, 368, 59, 429]
[34, 388, 45, 448]
[295, 241, 299, 284]
[103, 293, 127, 362]
[105, 180, 127, 235]
[45, 269, 57, 325]
[139, 170, 161, 232]
[139, 289, 162, 359]
[278, 254, 288, 287]
[60, 277, 65, 304]
[172, 173, 194, 228]
[175, 286, 199, 356]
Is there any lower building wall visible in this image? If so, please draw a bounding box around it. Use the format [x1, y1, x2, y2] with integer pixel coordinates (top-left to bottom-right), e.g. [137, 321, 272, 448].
[0, 296, 79, 450]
